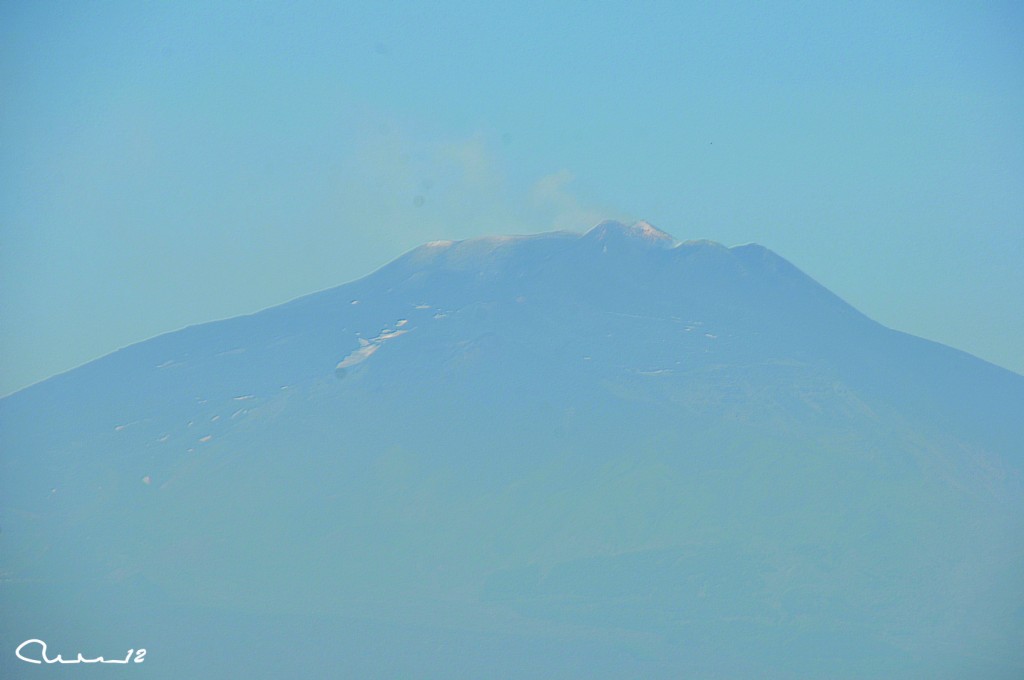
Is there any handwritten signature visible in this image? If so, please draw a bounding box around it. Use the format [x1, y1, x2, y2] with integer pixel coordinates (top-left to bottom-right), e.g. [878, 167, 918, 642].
[15, 639, 146, 665]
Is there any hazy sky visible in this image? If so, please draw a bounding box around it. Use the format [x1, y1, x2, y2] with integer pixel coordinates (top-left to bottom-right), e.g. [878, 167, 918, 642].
[2, 1, 1022, 395]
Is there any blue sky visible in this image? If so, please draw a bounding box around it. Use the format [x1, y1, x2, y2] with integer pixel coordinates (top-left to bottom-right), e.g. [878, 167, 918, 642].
[2, 1, 1022, 395]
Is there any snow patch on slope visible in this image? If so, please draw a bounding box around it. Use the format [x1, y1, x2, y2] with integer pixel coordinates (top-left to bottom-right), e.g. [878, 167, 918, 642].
[336, 328, 410, 370]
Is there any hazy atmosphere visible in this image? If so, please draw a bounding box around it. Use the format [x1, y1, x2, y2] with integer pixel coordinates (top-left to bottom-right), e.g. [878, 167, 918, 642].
[2, 1, 1022, 395]
[3, 5, 1024, 677]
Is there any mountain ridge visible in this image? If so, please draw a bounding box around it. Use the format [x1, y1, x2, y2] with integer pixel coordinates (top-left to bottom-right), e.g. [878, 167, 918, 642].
[1, 220, 1022, 678]
[12, 220, 1021, 404]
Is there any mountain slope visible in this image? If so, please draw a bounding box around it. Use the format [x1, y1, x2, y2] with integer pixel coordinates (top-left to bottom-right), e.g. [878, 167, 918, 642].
[2, 221, 1022, 678]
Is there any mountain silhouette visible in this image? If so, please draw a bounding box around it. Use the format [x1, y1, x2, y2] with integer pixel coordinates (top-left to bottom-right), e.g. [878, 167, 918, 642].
[2, 221, 1022, 678]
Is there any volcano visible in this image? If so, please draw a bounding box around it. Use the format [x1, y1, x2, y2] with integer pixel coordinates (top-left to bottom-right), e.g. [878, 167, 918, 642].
[2, 221, 1022, 678]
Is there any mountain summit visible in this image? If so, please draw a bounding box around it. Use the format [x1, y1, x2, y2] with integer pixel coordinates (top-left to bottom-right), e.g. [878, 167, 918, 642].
[2, 221, 1022, 678]
[584, 219, 677, 247]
